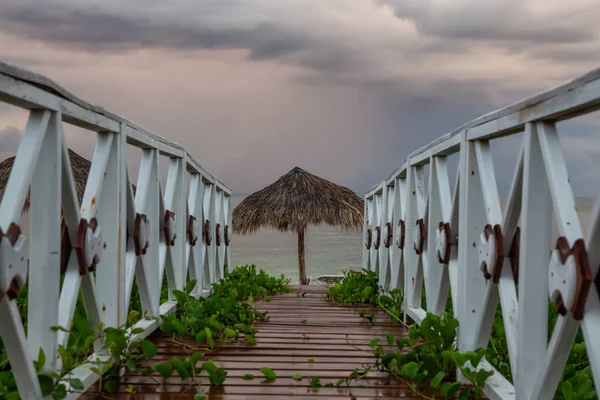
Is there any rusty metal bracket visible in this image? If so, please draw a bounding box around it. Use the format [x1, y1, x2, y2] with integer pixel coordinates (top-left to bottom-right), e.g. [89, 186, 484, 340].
[397, 220, 405, 250]
[413, 219, 425, 255]
[0, 223, 27, 302]
[216, 223, 222, 247]
[374, 226, 381, 250]
[224, 225, 230, 246]
[187, 215, 198, 246]
[204, 219, 212, 246]
[74, 218, 103, 276]
[479, 224, 504, 284]
[163, 210, 176, 247]
[549, 237, 592, 321]
[384, 222, 393, 248]
[134, 213, 150, 256]
[436, 222, 452, 265]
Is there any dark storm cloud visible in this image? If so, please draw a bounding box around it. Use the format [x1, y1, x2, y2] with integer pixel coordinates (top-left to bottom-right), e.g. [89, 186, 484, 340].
[380, 0, 598, 44]
[0, 0, 598, 199]
[0, 4, 311, 59]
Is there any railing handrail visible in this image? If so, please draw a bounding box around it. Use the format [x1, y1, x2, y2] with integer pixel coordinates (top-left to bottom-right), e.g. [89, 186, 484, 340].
[0, 60, 230, 193]
[362, 65, 600, 400]
[0, 61, 232, 399]
[367, 66, 600, 196]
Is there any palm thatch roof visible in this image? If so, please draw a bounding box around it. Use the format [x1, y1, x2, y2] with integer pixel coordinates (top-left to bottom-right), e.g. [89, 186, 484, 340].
[233, 167, 364, 235]
[1, 149, 92, 213]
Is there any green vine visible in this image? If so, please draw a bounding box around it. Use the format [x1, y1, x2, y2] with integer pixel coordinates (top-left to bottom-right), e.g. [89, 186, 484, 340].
[0, 264, 291, 399]
[324, 269, 597, 400]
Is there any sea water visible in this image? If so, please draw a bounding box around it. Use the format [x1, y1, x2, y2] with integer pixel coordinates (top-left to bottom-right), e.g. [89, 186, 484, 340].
[231, 195, 598, 278]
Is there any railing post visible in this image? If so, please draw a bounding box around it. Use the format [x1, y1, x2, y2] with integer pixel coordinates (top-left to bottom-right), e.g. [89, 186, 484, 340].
[187, 172, 203, 295]
[164, 155, 186, 293]
[95, 125, 127, 329]
[215, 188, 225, 281]
[378, 184, 389, 288]
[426, 156, 452, 316]
[27, 110, 61, 371]
[457, 138, 488, 352]
[390, 177, 404, 290]
[203, 182, 216, 287]
[361, 195, 369, 270]
[516, 123, 553, 399]
[369, 194, 381, 274]
[225, 194, 232, 275]
[404, 164, 425, 314]
[133, 148, 161, 317]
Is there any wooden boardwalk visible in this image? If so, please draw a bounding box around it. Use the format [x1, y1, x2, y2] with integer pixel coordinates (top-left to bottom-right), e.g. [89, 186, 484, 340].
[82, 285, 418, 399]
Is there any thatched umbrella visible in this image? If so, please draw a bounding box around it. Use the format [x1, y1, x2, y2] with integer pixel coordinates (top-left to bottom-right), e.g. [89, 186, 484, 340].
[233, 167, 364, 284]
[0, 149, 91, 213]
[0, 149, 137, 213]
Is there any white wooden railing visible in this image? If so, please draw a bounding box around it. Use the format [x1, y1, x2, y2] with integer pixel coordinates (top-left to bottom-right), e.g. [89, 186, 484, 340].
[363, 67, 600, 400]
[0, 62, 232, 398]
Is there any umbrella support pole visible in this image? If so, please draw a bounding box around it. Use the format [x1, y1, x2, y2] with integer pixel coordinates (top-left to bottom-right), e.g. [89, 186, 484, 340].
[298, 228, 307, 285]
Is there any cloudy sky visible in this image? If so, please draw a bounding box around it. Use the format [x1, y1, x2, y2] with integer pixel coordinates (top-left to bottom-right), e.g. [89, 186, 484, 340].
[0, 0, 599, 196]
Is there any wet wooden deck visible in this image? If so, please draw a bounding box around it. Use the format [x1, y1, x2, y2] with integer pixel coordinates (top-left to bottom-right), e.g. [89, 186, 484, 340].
[82, 285, 419, 399]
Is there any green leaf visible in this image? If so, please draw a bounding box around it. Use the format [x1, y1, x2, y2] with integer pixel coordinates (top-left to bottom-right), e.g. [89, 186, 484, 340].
[369, 338, 380, 348]
[308, 359, 315, 364]
[260, 367, 277, 380]
[52, 384, 67, 399]
[131, 327, 145, 335]
[386, 332, 394, 348]
[399, 362, 419, 378]
[309, 377, 321, 387]
[452, 352, 469, 367]
[195, 331, 207, 343]
[169, 358, 190, 380]
[153, 363, 174, 378]
[561, 381, 574, 399]
[248, 295, 254, 303]
[69, 378, 85, 391]
[104, 380, 117, 393]
[126, 360, 137, 372]
[292, 373, 302, 381]
[242, 373, 256, 380]
[38, 374, 55, 396]
[224, 327, 237, 338]
[245, 334, 257, 345]
[431, 371, 445, 389]
[441, 381, 462, 397]
[475, 369, 494, 385]
[209, 314, 224, 330]
[34, 348, 46, 373]
[191, 352, 204, 366]
[336, 379, 345, 387]
[205, 327, 215, 348]
[186, 278, 197, 294]
[194, 393, 207, 400]
[141, 340, 157, 359]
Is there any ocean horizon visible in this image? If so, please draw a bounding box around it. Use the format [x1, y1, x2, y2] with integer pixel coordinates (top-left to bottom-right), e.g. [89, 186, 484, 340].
[231, 195, 598, 279]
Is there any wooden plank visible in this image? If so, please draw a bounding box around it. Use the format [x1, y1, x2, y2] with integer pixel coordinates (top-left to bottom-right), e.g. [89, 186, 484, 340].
[81, 285, 436, 398]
